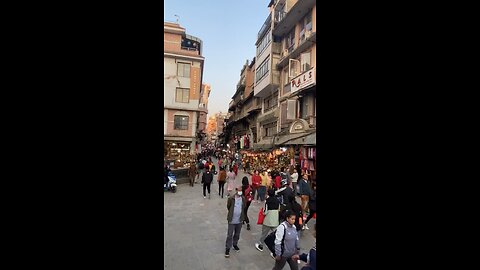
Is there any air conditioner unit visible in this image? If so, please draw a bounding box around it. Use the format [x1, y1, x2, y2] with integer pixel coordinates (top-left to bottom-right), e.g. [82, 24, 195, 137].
[283, 49, 288, 57]
[305, 30, 312, 39]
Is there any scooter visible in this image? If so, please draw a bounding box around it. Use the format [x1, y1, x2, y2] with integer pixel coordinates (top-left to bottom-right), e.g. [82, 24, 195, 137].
[164, 171, 177, 193]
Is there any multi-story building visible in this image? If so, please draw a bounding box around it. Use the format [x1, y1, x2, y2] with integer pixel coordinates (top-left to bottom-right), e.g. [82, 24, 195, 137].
[272, 0, 316, 146]
[225, 0, 316, 156]
[197, 83, 211, 144]
[226, 58, 259, 150]
[253, 4, 283, 150]
[207, 112, 228, 145]
[164, 22, 205, 165]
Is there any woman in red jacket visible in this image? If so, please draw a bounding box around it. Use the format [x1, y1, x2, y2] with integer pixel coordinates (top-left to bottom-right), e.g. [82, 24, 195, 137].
[233, 163, 238, 176]
[251, 170, 262, 203]
[274, 171, 282, 190]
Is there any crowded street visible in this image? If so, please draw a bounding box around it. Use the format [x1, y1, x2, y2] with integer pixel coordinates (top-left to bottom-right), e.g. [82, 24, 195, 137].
[164, 157, 316, 270]
[164, 1, 317, 268]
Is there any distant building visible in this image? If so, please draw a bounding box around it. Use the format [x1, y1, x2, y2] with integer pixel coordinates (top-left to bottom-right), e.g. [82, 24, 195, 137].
[207, 112, 228, 145]
[164, 22, 205, 164]
[197, 83, 211, 137]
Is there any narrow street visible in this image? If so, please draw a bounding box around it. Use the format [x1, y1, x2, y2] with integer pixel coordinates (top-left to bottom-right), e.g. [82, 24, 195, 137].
[164, 158, 316, 270]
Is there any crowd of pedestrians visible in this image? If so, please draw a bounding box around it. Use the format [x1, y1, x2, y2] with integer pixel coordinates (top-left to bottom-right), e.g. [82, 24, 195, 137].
[191, 149, 317, 270]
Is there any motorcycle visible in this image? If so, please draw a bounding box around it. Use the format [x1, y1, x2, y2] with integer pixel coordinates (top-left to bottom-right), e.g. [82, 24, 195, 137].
[164, 171, 177, 193]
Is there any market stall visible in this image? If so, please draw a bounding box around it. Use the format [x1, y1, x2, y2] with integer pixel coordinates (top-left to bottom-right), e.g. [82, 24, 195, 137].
[164, 141, 195, 169]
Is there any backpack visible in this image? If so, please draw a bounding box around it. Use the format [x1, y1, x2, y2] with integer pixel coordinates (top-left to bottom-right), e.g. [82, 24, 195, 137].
[275, 192, 284, 205]
[245, 185, 253, 202]
[264, 223, 287, 257]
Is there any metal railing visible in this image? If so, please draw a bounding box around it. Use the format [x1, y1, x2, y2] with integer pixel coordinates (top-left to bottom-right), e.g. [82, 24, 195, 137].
[274, 10, 287, 23]
[181, 46, 199, 51]
[257, 14, 272, 39]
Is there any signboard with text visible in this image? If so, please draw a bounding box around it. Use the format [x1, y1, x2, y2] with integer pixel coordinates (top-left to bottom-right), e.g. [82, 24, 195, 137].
[291, 67, 315, 93]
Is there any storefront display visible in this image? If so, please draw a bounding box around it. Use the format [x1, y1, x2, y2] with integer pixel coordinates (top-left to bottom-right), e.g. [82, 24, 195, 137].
[299, 146, 316, 185]
[164, 141, 193, 168]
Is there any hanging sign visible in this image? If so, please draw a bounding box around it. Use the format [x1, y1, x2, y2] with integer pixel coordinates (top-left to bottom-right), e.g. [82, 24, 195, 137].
[291, 67, 315, 93]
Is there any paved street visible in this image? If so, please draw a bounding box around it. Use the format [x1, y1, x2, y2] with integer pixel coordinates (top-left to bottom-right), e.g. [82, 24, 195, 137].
[164, 158, 316, 270]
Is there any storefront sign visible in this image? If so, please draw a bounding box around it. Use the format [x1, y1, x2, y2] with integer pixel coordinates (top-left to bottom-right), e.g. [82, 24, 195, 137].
[291, 67, 315, 93]
[289, 119, 310, 134]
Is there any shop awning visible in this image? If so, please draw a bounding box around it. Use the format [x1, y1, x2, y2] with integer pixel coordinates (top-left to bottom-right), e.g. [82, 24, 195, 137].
[275, 131, 316, 146]
[252, 138, 275, 151]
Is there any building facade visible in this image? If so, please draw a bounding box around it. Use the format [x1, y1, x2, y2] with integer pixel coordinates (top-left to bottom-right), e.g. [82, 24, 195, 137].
[164, 22, 205, 165]
[226, 57, 260, 150]
[224, 0, 316, 178]
[207, 112, 228, 146]
[197, 83, 211, 145]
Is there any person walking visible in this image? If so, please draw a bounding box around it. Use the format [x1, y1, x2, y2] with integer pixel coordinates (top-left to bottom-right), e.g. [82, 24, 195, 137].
[225, 187, 246, 258]
[266, 170, 273, 190]
[276, 178, 294, 206]
[188, 163, 196, 187]
[233, 162, 238, 176]
[303, 185, 316, 230]
[255, 188, 280, 252]
[298, 173, 312, 219]
[201, 167, 214, 199]
[217, 166, 227, 198]
[218, 157, 223, 169]
[272, 210, 300, 270]
[251, 170, 262, 203]
[258, 170, 268, 202]
[226, 167, 236, 197]
[290, 169, 299, 195]
[241, 176, 253, 230]
[288, 195, 303, 234]
[293, 223, 316, 270]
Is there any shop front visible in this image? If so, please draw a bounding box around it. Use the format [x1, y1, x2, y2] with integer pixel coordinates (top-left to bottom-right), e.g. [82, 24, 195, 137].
[274, 119, 317, 185]
[164, 141, 195, 169]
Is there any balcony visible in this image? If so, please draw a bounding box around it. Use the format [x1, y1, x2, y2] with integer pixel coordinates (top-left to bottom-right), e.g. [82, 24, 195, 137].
[257, 107, 279, 123]
[277, 30, 316, 69]
[236, 80, 246, 91]
[274, 10, 287, 24]
[272, 0, 315, 36]
[257, 14, 272, 41]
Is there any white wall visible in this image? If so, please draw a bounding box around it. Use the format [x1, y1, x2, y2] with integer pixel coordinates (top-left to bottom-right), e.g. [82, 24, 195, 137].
[164, 57, 202, 110]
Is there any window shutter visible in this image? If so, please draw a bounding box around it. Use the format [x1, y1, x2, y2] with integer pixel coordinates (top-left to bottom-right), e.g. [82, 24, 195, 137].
[287, 99, 296, 120]
[281, 102, 287, 124]
[289, 59, 300, 78]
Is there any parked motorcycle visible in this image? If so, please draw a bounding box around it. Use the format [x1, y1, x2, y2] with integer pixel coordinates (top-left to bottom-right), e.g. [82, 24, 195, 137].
[164, 171, 177, 193]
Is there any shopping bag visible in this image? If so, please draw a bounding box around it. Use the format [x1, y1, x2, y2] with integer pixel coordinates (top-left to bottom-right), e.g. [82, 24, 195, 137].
[257, 207, 266, 225]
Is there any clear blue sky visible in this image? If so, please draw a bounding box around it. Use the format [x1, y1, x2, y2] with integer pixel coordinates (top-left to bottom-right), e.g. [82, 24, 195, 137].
[164, 0, 270, 117]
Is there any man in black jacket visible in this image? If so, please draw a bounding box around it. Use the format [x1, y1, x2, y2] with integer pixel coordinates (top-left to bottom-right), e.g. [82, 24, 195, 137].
[202, 168, 214, 199]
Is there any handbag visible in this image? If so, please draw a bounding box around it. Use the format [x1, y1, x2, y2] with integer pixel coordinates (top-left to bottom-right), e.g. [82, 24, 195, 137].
[257, 207, 266, 225]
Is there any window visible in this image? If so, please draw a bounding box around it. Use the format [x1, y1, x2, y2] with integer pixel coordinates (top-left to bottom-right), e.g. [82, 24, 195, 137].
[301, 52, 311, 72]
[283, 67, 290, 87]
[301, 98, 309, 119]
[255, 58, 269, 83]
[264, 122, 277, 137]
[300, 12, 313, 42]
[285, 29, 295, 52]
[177, 62, 190, 78]
[305, 12, 312, 32]
[280, 102, 288, 125]
[175, 88, 190, 103]
[256, 31, 271, 56]
[264, 91, 278, 112]
[174, 115, 189, 130]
